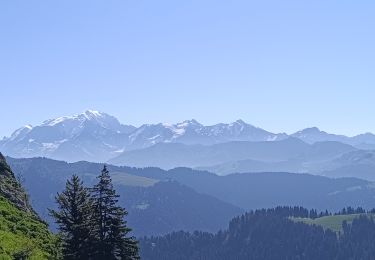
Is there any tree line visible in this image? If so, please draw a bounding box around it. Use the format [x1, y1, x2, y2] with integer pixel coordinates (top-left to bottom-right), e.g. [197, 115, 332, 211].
[50, 166, 375, 260]
[141, 206, 375, 260]
[50, 166, 139, 260]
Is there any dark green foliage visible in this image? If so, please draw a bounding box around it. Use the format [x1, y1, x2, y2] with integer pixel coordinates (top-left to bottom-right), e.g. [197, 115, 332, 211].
[338, 216, 375, 259]
[0, 196, 60, 259]
[0, 153, 59, 259]
[335, 206, 366, 215]
[0, 153, 34, 214]
[91, 166, 139, 259]
[49, 175, 93, 259]
[10, 156, 375, 238]
[140, 207, 375, 260]
[8, 157, 242, 236]
[117, 180, 242, 236]
[51, 167, 139, 259]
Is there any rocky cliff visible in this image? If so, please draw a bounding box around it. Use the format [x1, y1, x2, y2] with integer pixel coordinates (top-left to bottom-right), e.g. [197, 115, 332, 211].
[0, 152, 34, 214]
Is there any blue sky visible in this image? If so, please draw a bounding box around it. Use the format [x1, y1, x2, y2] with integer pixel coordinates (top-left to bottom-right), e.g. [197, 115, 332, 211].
[1, 0, 375, 137]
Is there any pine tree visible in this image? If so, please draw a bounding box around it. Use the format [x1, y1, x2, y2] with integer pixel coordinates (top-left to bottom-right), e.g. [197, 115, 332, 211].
[49, 175, 93, 260]
[91, 166, 139, 260]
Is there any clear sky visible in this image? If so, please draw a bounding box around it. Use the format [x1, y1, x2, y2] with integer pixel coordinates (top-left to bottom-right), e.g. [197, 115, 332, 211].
[1, 0, 375, 137]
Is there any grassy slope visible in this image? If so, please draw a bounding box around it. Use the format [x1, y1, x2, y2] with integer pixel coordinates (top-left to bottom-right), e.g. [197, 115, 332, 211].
[111, 171, 159, 187]
[83, 171, 159, 187]
[0, 196, 58, 259]
[292, 214, 374, 233]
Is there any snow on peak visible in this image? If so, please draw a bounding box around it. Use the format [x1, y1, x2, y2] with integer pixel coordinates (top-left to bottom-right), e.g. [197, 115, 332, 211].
[82, 109, 104, 119]
[161, 122, 187, 137]
[182, 119, 200, 125]
[234, 119, 246, 125]
[225, 119, 252, 132]
[42, 116, 70, 126]
[42, 110, 106, 126]
[8, 125, 33, 141]
[176, 119, 202, 129]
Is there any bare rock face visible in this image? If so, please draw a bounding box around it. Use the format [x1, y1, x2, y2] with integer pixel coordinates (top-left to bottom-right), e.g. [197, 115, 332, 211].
[0, 153, 35, 214]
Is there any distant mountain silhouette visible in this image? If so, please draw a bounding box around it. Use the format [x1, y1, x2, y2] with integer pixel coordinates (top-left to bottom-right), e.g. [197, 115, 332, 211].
[109, 139, 356, 170]
[292, 127, 375, 146]
[1, 110, 375, 164]
[199, 146, 375, 180]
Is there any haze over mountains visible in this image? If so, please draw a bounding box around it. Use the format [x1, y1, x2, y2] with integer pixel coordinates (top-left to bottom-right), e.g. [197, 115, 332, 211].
[2, 110, 375, 181]
[3, 110, 375, 257]
[292, 127, 375, 146]
[7, 156, 375, 237]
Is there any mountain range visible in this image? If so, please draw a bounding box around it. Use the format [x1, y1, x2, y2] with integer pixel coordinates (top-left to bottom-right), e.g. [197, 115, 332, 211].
[2, 110, 375, 165]
[197, 147, 375, 180]
[7, 157, 242, 236]
[292, 127, 375, 146]
[108, 138, 358, 168]
[7, 156, 375, 237]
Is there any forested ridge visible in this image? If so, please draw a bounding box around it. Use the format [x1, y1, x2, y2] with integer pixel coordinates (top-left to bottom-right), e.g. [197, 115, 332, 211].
[0, 152, 139, 259]
[141, 206, 375, 260]
[4, 152, 375, 260]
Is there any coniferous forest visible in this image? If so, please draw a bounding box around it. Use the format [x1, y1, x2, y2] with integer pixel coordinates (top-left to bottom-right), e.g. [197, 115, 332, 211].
[4, 153, 375, 259]
[49, 167, 375, 260]
[140, 207, 375, 260]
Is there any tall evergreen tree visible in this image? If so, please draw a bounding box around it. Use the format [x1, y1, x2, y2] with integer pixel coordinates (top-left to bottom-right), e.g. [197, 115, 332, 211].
[49, 175, 93, 260]
[91, 166, 139, 260]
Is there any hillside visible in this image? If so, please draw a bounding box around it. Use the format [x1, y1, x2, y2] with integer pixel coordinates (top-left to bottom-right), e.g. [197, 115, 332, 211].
[140, 206, 375, 260]
[0, 196, 58, 259]
[7, 157, 375, 236]
[119, 181, 243, 236]
[0, 153, 34, 214]
[198, 148, 375, 181]
[7, 157, 242, 236]
[0, 154, 57, 259]
[109, 138, 356, 169]
[162, 168, 375, 211]
[292, 212, 375, 233]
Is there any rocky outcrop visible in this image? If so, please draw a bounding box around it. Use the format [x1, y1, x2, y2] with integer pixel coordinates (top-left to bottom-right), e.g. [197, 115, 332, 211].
[0, 152, 35, 214]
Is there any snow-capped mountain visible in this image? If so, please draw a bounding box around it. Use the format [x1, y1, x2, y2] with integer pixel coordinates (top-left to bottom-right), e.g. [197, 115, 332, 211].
[127, 119, 288, 150]
[0, 111, 289, 162]
[0, 110, 135, 162]
[2, 110, 375, 163]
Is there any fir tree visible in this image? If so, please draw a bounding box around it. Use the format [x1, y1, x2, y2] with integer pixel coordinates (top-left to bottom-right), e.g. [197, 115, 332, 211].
[91, 166, 139, 260]
[49, 175, 93, 260]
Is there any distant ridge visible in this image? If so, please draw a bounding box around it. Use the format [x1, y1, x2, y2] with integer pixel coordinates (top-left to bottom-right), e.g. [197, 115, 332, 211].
[1, 110, 375, 163]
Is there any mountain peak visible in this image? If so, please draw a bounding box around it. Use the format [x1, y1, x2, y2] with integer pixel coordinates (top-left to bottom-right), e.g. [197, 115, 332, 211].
[234, 119, 247, 125]
[82, 109, 105, 119]
[299, 127, 322, 134]
[179, 119, 202, 126]
[7, 125, 33, 141]
[41, 109, 112, 127]
[291, 127, 350, 145]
